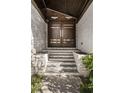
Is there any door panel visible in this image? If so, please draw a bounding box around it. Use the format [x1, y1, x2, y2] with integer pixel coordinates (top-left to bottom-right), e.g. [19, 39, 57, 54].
[62, 23, 75, 47]
[48, 23, 61, 47]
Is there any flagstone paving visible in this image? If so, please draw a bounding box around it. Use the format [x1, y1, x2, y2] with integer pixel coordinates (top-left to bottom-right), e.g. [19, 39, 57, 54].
[42, 75, 82, 93]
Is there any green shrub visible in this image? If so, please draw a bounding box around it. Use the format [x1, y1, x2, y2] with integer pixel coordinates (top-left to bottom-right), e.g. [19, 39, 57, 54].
[82, 54, 93, 72]
[80, 53, 93, 93]
[31, 74, 43, 93]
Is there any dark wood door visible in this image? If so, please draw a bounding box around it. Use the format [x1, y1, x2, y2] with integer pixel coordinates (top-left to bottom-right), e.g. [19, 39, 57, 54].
[61, 23, 75, 47]
[48, 22, 75, 47]
[48, 22, 61, 47]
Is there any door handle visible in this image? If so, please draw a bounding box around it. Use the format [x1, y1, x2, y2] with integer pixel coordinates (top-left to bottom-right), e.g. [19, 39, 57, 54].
[60, 30, 61, 37]
[60, 30, 63, 38]
[61, 30, 63, 37]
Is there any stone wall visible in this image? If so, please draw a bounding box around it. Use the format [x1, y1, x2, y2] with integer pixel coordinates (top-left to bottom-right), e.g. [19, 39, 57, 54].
[73, 52, 88, 77]
[31, 3, 47, 53]
[31, 48, 48, 75]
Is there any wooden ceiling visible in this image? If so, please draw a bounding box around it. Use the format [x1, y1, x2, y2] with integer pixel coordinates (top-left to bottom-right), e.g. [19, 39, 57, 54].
[33, 0, 92, 22]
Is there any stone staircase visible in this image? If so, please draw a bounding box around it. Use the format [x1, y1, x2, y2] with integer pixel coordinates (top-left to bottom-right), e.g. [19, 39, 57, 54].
[44, 48, 80, 76]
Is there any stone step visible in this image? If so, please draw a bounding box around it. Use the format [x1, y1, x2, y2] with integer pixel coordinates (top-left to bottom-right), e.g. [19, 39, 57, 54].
[48, 52, 73, 54]
[44, 72, 80, 76]
[45, 66, 78, 73]
[49, 53, 73, 56]
[46, 67, 77, 70]
[48, 58, 74, 61]
[47, 63, 77, 69]
[49, 56, 74, 59]
[44, 49, 80, 52]
[47, 63, 77, 68]
[43, 48, 79, 76]
[62, 69, 78, 73]
[49, 55, 73, 58]
[48, 60, 75, 63]
[47, 61, 76, 65]
[47, 60, 76, 63]
[60, 64, 77, 67]
[47, 47, 77, 50]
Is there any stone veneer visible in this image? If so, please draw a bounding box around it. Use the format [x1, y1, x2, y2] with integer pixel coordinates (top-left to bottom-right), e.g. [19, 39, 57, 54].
[31, 48, 48, 75]
[73, 52, 88, 77]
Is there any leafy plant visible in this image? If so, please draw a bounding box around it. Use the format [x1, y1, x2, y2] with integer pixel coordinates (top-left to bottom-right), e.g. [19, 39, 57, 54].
[82, 54, 93, 72]
[31, 74, 43, 93]
[80, 53, 93, 93]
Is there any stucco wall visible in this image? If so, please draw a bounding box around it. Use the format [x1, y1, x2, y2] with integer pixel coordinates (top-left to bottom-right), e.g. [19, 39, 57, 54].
[76, 3, 93, 53]
[31, 3, 47, 53]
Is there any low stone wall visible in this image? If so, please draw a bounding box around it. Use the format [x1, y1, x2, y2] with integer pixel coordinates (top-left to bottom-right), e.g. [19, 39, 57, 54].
[73, 52, 88, 77]
[31, 48, 48, 75]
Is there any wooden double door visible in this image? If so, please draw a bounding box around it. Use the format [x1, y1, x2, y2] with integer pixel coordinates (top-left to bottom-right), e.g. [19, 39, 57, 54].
[48, 21, 76, 47]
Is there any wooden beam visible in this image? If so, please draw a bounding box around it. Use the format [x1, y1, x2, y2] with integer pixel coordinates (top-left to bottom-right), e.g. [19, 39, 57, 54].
[42, 0, 47, 8]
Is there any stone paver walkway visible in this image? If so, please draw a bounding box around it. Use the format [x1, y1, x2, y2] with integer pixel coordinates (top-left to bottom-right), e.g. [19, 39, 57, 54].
[42, 75, 82, 93]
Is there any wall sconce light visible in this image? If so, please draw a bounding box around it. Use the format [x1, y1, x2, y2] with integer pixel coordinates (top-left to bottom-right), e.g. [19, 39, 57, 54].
[65, 16, 72, 19]
[51, 16, 58, 19]
[81, 42, 83, 45]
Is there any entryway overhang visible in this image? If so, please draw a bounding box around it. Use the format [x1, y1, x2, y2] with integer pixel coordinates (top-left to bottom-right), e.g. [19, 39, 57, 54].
[32, 0, 93, 23]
